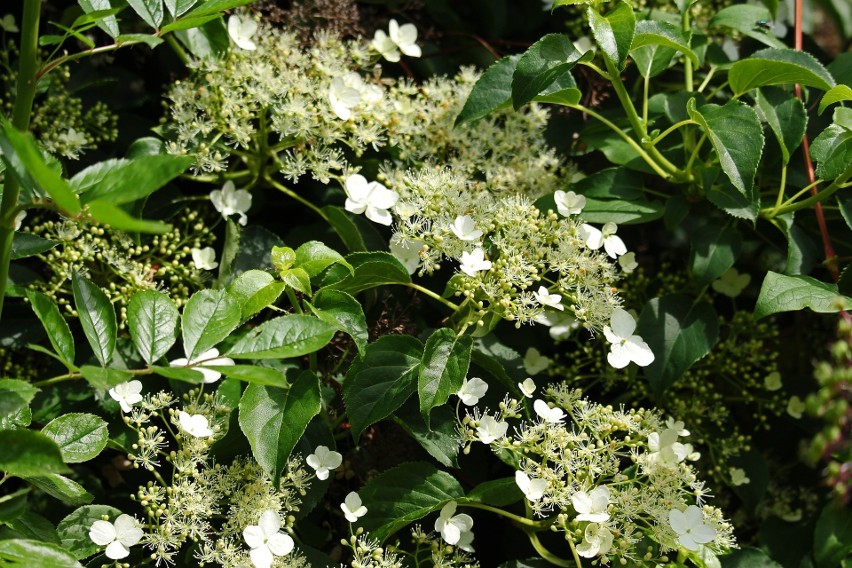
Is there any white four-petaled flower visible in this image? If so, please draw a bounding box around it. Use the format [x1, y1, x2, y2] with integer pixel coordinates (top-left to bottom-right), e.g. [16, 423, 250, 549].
[109, 380, 143, 413]
[434, 501, 473, 546]
[372, 19, 422, 62]
[169, 347, 235, 384]
[523, 347, 551, 375]
[457, 377, 488, 406]
[343, 174, 399, 226]
[534, 286, 563, 311]
[210, 181, 252, 226]
[712, 267, 751, 298]
[618, 251, 638, 273]
[459, 248, 492, 277]
[476, 415, 508, 444]
[554, 190, 586, 217]
[580, 222, 627, 258]
[449, 215, 483, 241]
[572, 486, 610, 522]
[306, 445, 343, 480]
[647, 428, 689, 466]
[228, 15, 257, 51]
[89, 514, 143, 560]
[328, 72, 363, 121]
[389, 235, 424, 275]
[243, 510, 295, 568]
[191, 247, 218, 270]
[668, 505, 716, 551]
[533, 399, 565, 423]
[603, 308, 654, 369]
[518, 378, 537, 398]
[178, 411, 214, 438]
[576, 523, 614, 558]
[341, 491, 368, 522]
[515, 471, 547, 501]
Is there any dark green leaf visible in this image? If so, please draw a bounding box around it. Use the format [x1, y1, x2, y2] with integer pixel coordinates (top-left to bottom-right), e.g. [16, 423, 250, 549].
[227, 270, 285, 323]
[689, 224, 742, 285]
[181, 289, 241, 361]
[455, 55, 518, 125]
[207, 365, 287, 387]
[126, 137, 165, 158]
[512, 34, 580, 109]
[319, 252, 411, 296]
[128, 290, 180, 365]
[819, 84, 852, 114]
[720, 548, 782, 567]
[164, 0, 198, 17]
[571, 167, 644, 200]
[78, 155, 192, 205]
[755, 271, 852, 319]
[729, 48, 835, 96]
[0, 489, 29, 523]
[321, 205, 366, 252]
[814, 501, 852, 568]
[41, 413, 108, 463]
[709, 5, 786, 49]
[27, 290, 74, 364]
[309, 289, 368, 356]
[0, 430, 69, 476]
[295, 241, 352, 278]
[580, 197, 664, 224]
[631, 44, 677, 79]
[588, 1, 635, 70]
[631, 20, 697, 65]
[227, 315, 336, 359]
[182, 0, 252, 18]
[6, 512, 60, 545]
[810, 124, 852, 180]
[114, 33, 164, 47]
[77, 0, 119, 37]
[23, 475, 92, 506]
[86, 200, 171, 234]
[11, 233, 58, 260]
[239, 371, 321, 485]
[0, 539, 83, 567]
[418, 328, 473, 426]
[756, 87, 807, 165]
[57, 505, 122, 560]
[706, 178, 760, 221]
[150, 365, 206, 383]
[78, 366, 132, 390]
[462, 477, 523, 507]
[173, 17, 229, 59]
[71, 273, 116, 367]
[393, 403, 460, 468]
[127, 0, 163, 28]
[0, 379, 38, 419]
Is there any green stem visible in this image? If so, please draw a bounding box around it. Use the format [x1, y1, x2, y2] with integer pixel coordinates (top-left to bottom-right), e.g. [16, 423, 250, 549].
[404, 282, 460, 311]
[774, 164, 788, 210]
[36, 38, 153, 82]
[566, 536, 584, 568]
[697, 67, 717, 93]
[164, 33, 190, 66]
[264, 174, 330, 223]
[651, 119, 698, 146]
[682, 7, 693, 92]
[526, 531, 574, 568]
[0, 0, 40, 322]
[460, 502, 550, 529]
[685, 131, 708, 173]
[765, 178, 850, 217]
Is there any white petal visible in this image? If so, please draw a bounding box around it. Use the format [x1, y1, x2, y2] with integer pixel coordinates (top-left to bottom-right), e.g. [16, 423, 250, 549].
[243, 525, 264, 549]
[258, 510, 281, 536]
[692, 523, 717, 544]
[669, 508, 687, 533]
[89, 520, 117, 546]
[400, 43, 422, 57]
[682, 505, 704, 529]
[344, 174, 371, 201]
[249, 545, 274, 568]
[441, 521, 461, 545]
[394, 22, 418, 46]
[603, 235, 627, 258]
[266, 532, 295, 556]
[609, 308, 636, 337]
[572, 491, 592, 514]
[625, 337, 654, 366]
[439, 501, 457, 519]
[679, 533, 699, 551]
[105, 540, 130, 560]
[452, 513, 474, 533]
[580, 224, 603, 249]
[365, 206, 393, 226]
[607, 344, 631, 369]
[602, 325, 620, 344]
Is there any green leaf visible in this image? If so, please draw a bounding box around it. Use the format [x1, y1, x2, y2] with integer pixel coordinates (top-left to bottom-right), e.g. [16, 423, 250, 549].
[531, 71, 581, 106]
[77, 0, 119, 37]
[27, 291, 74, 365]
[206, 365, 288, 387]
[78, 366, 132, 391]
[631, 44, 677, 79]
[810, 124, 852, 180]
[238, 371, 321, 485]
[173, 17, 229, 60]
[181, 0, 252, 18]
[689, 224, 742, 285]
[462, 477, 523, 507]
[77, 155, 192, 205]
[281, 267, 312, 296]
[159, 13, 219, 33]
[23, 474, 92, 506]
[114, 33, 164, 48]
[358, 461, 465, 542]
[321, 205, 366, 252]
[127, 0, 163, 28]
[343, 335, 423, 441]
[86, 200, 171, 234]
[709, 5, 786, 49]
[126, 137, 165, 158]
[214, 219, 240, 288]
[181, 289, 241, 360]
[57, 505, 122, 560]
[512, 34, 580, 110]
[687, 99, 764, 196]
[309, 289, 368, 356]
[706, 177, 760, 221]
[571, 167, 644, 200]
[588, 1, 635, 71]
[814, 501, 852, 568]
[754, 271, 852, 319]
[720, 548, 783, 567]
[41, 413, 108, 463]
[227, 314, 336, 359]
[0, 539, 83, 567]
[455, 55, 518, 125]
[418, 328, 473, 426]
[631, 20, 697, 66]
[579, 197, 664, 224]
[128, 290, 180, 365]
[6, 512, 60, 545]
[150, 365, 206, 383]
[819, 84, 852, 114]
[755, 87, 807, 165]
[393, 403, 460, 468]
[295, 241, 353, 278]
[729, 48, 835, 96]
[0, 430, 70, 476]
[0, 488, 29, 523]
[11, 233, 58, 260]
[71, 273, 116, 367]
[227, 270, 285, 323]
[0, 122, 81, 215]
[0, 379, 38, 419]
[164, 0, 197, 16]
[636, 294, 719, 397]
[319, 252, 411, 295]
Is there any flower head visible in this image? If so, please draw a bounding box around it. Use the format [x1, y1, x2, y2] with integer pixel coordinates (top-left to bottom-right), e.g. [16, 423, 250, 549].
[306, 445, 342, 480]
[12, 210, 26, 231]
[450, 215, 483, 241]
[712, 267, 751, 297]
[729, 467, 750, 486]
[343, 174, 398, 226]
[515, 471, 547, 501]
[434, 501, 473, 545]
[178, 411, 213, 438]
[764, 371, 782, 391]
[389, 235, 424, 275]
[243, 510, 295, 568]
[210, 181, 252, 226]
[647, 428, 689, 466]
[618, 251, 638, 273]
[457, 377, 488, 406]
[228, 15, 257, 50]
[476, 415, 508, 444]
[534, 311, 579, 340]
[669, 505, 716, 551]
[1, 14, 18, 33]
[518, 378, 536, 398]
[169, 347, 235, 384]
[534, 286, 563, 311]
[787, 395, 805, 419]
[328, 72, 363, 121]
[89, 514, 143, 560]
[341, 491, 368, 523]
[533, 399, 565, 423]
[572, 486, 610, 522]
[459, 248, 492, 277]
[191, 247, 218, 270]
[554, 190, 585, 216]
[603, 308, 654, 368]
[372, 19, 421, 62]
[580, 222, 627, 258]
[109, 380, 143, 413]
[523, 347, 551, 375]
[576, 523, 613, 558]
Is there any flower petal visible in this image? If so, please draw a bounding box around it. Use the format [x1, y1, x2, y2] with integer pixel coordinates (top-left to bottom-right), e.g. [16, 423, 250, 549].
[266, 532, 295, 556]
[249, 544, 274, 568]
[89, 520, 116, 546]
[243, 525, 264, 549]
[259, 510, 281, 536]
[104, 540, 130, 560]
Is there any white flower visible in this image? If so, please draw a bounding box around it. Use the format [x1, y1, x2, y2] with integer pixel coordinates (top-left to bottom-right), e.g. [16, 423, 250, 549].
[572, 486, 610, 522]
[576, 523, 614, 558]
[523, 347, 551, 375]
[712, 267, 751, 297]
[341, 491, 368, 522]
[243, 510, 295, 568]
[476, 415, 508, 444]
[534, 311, 579, 340]
[515, 471, 547, 501]
[618, 251, 638, 273]
[457, 529, 475, 552]
[178, 411, 213, 438]
[669, 505, 716, 551]
[89, 514, 143, 560]
[518, 378, 536, 398]
[12, 210, 25, 231]
[372, 19, 422, 62]
[108, 380, 143, 413]
[647, 428, 689, 466]
[787, 395, 805, 419]
[764, 371, 782, 391]
[603, 308, 654, 369]
[729, 467, 750, 486]
[434, 501, 473, 545]
[1, 14, 19, 33]
[306, 445, 342, 480]
[343, 174, 398, 226]
[457, 377, 488, 406]
[554, 190, 585, 216]
[389, 235, 424, 275]
[449, 215, 483, 241]
[191, 247, 218, 270]
[665, 417, 690, 437]
[459, 248, 492, 277]
[580, 222, 627, 258]
[228, 15, 257, 51]
[533, 399, 565, 423]
[534, 286, 563, 311]
[328, 73, 362, 121]
[210, 181, 252, 226]
[169, 347, 235, 384]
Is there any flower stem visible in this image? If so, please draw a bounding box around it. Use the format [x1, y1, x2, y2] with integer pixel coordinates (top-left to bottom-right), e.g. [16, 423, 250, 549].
[404, 282, 460, 311]
[460, 501, 550, 529]
[264, 174, 330, 224]
[525, 530, 575, 567]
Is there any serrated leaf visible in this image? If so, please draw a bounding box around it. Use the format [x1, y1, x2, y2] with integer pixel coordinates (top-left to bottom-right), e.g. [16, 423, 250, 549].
[810, 124, 852, 180]
[418, 328, 473, 426]
[181, 0, 252, 18]
[164, 0, 197, 16]
[393, 402, 460, 468]
[631, 20, 697, 65]
[756, 87, 807, 165]
[227, 315, 336, 359]
[86, 200, 171, 234]
[71, 273, 116, 367]
[580, 197, 664, 224]
[729, 48, 835, 95]
[79, 366, 132, 390]
[0, 430, 70, 476]
[227, 269, 285, 322]
[689, 224, 742, 285]
[321, 205, 366, 252]
[23, 474, 92, 506]
[631, 44, 677, 78]
[295, 241, 353, 278]
[11, 233, 58, 260]
[358, 461, 465, 542]
[309, 289, 368, 356]
[588, 1, 635, 70]
[319, 252, 411, 295]
[819, 84, 852, 114]
[0, 379, 38, 419]
[41, 413, 108, 463]
[636, 294, 719, 397]
[127, 0, 163, 28]
[754, 271, 852, 319]
[281, 267, 312, 296]
[78, 155, 192, 205]
[181, 289, 241, 360]
[462, 477, 523, 507]
[205, 365, 287, 387]
[688, 99, 764, 195]
[0, 539, 83, 568]
[6, 512, 60, 545]
[58, 505, 122, 560]
[343, 335, 423, 441]
[239, 371, 321, 485]
[27, 291, 74, 365]
[814, 501, 852, 568]
[128, 290, 180, 365]
[512, 34, 580, 110]
[455, 55, 519, 125]
[709, 5, 786, 49]
[77, 0, 119, 37]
